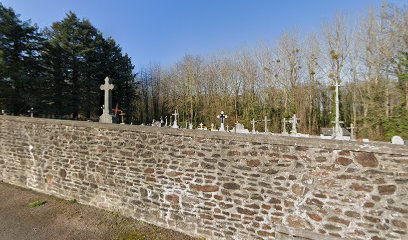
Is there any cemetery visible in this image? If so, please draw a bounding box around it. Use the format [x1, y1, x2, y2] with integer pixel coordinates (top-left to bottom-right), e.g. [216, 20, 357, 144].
[0, 1, 408, 240]
[0, 76, 406, 239]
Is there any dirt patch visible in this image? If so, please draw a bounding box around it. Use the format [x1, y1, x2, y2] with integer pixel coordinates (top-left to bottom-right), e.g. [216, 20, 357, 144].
[0, 182, 199, 240]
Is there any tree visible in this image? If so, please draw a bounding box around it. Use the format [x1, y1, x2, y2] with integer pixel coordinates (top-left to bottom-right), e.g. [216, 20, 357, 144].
[0, 3, 44, 114]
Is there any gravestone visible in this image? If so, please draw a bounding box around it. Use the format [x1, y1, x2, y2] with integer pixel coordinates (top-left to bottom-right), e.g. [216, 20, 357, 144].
[251, 118, 257, 134]
[263, 116, 271, 133]
[217, 111, 228, 131]
[198, 123, 204, 130]
[99, 77, 114, 123]
[232, 122, 250, 134]
[27, 108, 34, 118]
[391, 136, 404, 145]
[289, 114, 299, 135]
[282, 118, 288, 135]
[172, 110, 179, 128]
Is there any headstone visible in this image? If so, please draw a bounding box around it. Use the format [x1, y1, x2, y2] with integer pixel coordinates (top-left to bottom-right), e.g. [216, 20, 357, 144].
[217, 111, 228, 131]
[251, 118, 257, 134]
[172, 110, 179, 128]
[226, 125, 229, 132]
[282, 118, 288, 135]
[198, 122, 204, 130]
[185, 121, 188, 129]
[165, 116, 168, 127]
[119, 112, 126, 125]
[189, 122, 193, 129]
[27, 108, 34, 118]
[289, 114, 300, 135]
[391, 136, 404, 145]
[263, 116, 271, 133]
[332, 80, 344, 139]
[348, 123, 356, 140]
[232, 122, 250, 134]
[99, 77, 114, 123]
[210, 123, 215, 131]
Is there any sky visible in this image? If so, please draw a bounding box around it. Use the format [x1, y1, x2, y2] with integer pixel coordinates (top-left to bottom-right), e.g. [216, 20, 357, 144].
[1, 0, 405, 69]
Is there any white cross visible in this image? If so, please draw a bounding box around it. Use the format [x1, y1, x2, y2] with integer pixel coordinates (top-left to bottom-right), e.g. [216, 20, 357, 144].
[289, 114, 300, 134]
[251, 118, 257, 134]
[348, 123, 356, 140]
[199, 122, 204, 130]
[172, 110, 179, 128]
[263, 116, 271, 133]
[226, 125, 229, 131]
[282, 118, 288, 134]
[211, 123, 215, 130]
[100, 77, 114, 114]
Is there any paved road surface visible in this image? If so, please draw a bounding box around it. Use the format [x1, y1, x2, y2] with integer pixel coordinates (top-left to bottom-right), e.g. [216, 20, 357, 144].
[0, 182, 196, 240]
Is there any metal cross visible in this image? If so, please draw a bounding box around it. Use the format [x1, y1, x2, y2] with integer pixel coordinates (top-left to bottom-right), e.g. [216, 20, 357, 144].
[217, 111, 228, 131]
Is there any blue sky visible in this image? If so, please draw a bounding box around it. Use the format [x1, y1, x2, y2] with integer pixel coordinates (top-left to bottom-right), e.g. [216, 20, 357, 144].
[1, 0, 404, 69]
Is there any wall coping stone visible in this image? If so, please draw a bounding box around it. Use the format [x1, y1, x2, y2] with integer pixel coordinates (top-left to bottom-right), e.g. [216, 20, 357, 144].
[1, 115, 407, 156]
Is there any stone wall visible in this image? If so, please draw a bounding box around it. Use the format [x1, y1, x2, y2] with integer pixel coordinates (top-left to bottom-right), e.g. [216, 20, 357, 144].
[0, 115, 407, 240]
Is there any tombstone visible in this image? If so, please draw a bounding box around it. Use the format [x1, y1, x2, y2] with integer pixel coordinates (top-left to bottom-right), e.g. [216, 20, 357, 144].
[348, 123, 356, 140]
[185, 121, 188, 129]
[251, 118, 257, 134]
[289, 114, 300, 135]
[232, 122, 250, 134]
[189, 122, 193, 129]
[172, 110, 179, 128]
[198, 122, 204, 130]
[27, 108, 34, 118]
[226, 125, 230, 132]
[332, 80, 344, 140]
[320, 128, 350, 140]
[165, 116, 168, 127]
[263, 116, 271, 133]
[1, 110, 6, 115]
[119, 112, 126, 125]
[217, 111, 228, 131]
[391, 136, 404, 145]
[282, 118, 288, 135]
[169, 116, 173, 127]
[210, 123, 215, 131]
[160, 117, 164, 127]
[99, 77, 115, 123]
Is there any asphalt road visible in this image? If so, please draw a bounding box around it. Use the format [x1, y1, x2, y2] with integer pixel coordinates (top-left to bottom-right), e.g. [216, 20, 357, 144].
[0, 182, 196, 240]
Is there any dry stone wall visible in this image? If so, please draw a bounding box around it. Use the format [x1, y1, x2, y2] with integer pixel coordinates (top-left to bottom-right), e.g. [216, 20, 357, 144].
[0, 116, 407, 240]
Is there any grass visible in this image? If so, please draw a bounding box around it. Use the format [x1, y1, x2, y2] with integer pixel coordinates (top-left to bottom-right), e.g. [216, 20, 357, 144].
[29, 200, 47, 208]
[68, 199, 77, 204]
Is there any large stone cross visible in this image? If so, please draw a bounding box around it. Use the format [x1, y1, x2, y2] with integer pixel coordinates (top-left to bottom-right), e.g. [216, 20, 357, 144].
[263, 116, 271, 133]
[172, 110, 179, 128]
[99, 77, 114, 123]
[289, 114, 300, 134]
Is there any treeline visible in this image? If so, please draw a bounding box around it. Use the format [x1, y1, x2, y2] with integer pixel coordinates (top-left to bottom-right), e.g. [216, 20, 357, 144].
[136, 3, 407, 140]
[0, 4, 137, 121]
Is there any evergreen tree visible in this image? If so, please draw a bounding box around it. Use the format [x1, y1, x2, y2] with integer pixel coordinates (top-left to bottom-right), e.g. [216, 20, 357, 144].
[0, 3, 44, 114]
